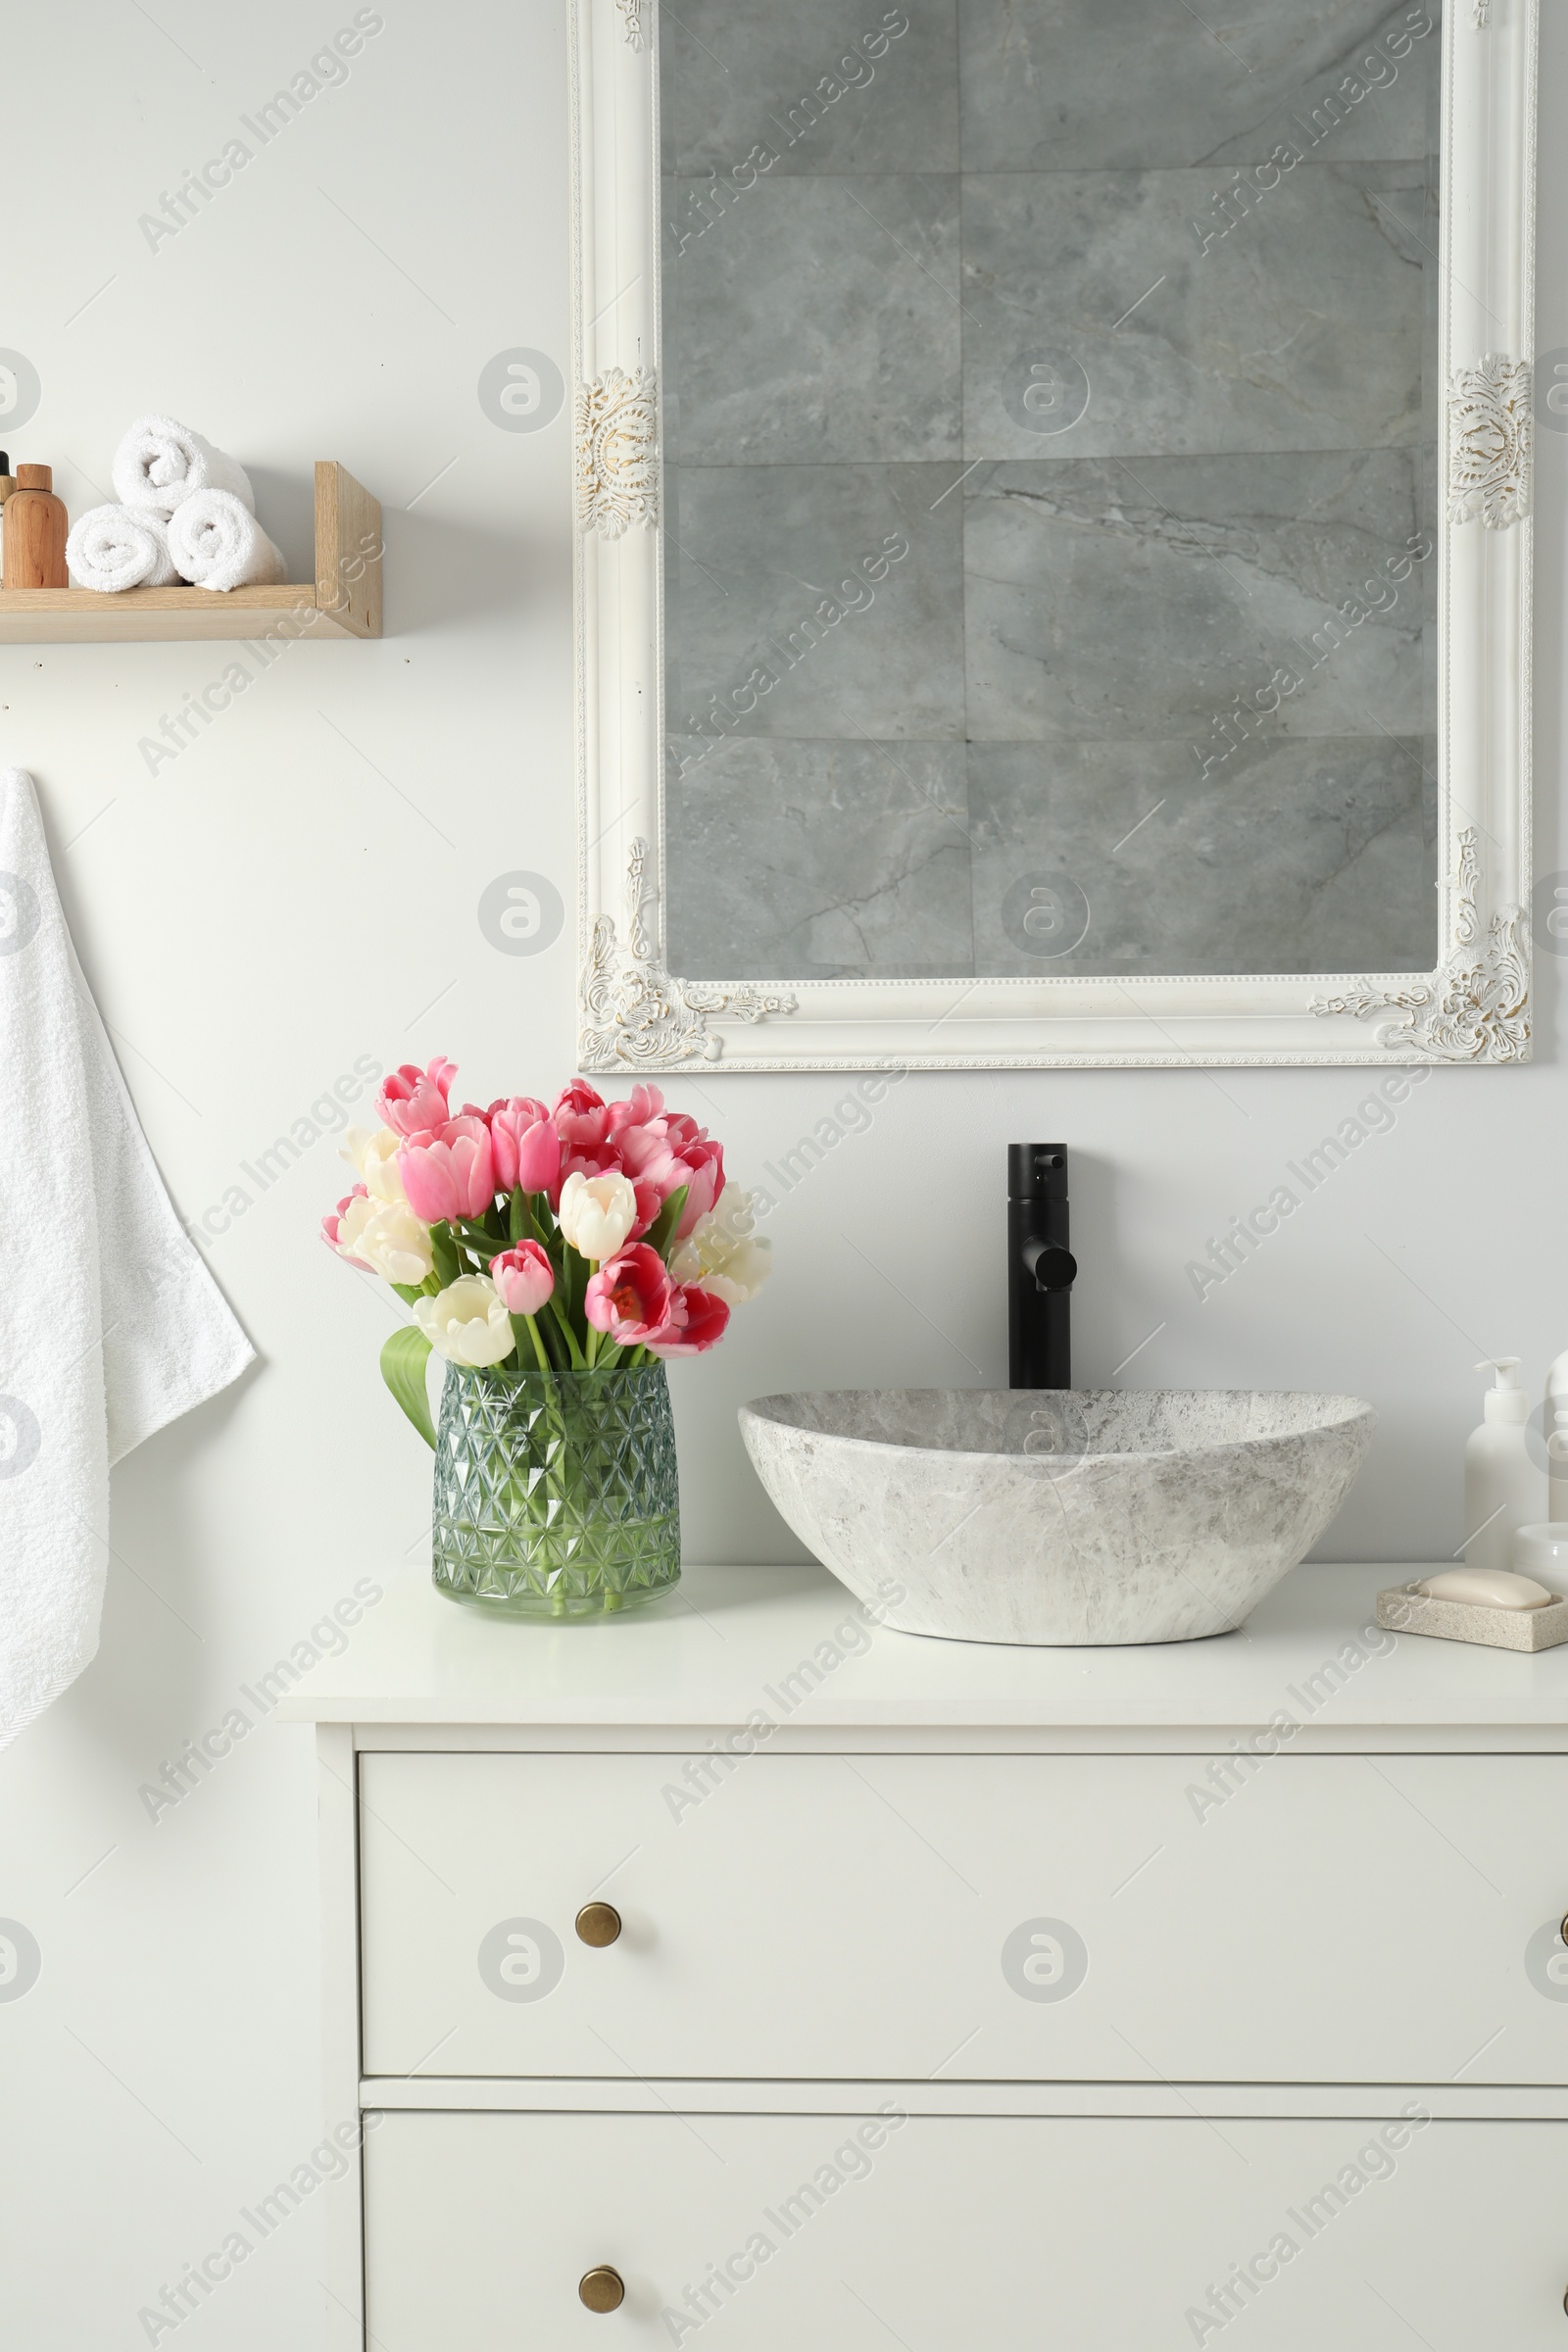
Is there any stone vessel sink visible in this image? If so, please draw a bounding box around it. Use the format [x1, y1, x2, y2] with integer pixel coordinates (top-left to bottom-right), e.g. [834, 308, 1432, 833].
[739, 1389, 1375, 1645]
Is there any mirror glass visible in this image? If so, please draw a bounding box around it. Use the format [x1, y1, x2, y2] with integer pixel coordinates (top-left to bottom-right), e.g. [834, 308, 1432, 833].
[658, 2, 1441, 985]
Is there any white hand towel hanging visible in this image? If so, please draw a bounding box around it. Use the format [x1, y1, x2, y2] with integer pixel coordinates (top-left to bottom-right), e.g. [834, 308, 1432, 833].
[111, 415, 255, 519]
[0, 768, 255, 1746]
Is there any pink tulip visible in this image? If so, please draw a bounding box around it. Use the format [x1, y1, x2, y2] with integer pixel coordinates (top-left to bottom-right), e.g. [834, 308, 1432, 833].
[607, 1084, 666, 1138]
[612, 1095, 725, 1238]
[554, 1076, 613, 1157]
[613, 1104, 686, 1178]
[397, 1115, 496, 1223]
[584, 1244, 674, 1345]
[646, 1283, 730, 1357]
[485, 1098, 562, 1195]
[322, 1186, 372, 1270]
[556, 1141, 623, 1199]
[632, 1136, 725, 1238]
[378, 1056, 458, 1138]
[628, 1175, 666, 1239]
[489, 1241, 556, 1317]
[556, 1077, 606, 1119]
[673, 1138, 725, 1235]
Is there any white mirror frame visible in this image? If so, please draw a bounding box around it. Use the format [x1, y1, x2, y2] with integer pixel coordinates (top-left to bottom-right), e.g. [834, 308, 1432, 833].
[570, 0, 1536, 1072]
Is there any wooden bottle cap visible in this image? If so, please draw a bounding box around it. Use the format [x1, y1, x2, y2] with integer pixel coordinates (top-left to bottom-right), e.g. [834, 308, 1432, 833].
[16, 465, 51, 491]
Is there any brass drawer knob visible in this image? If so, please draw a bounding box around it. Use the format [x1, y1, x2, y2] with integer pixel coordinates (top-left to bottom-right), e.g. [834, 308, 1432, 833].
[580, 2266, 625, 2313]
[576, 1901, 622, 1947]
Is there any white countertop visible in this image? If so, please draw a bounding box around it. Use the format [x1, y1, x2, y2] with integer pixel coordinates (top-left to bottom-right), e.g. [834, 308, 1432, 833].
[276, 1562, 1568, 1740]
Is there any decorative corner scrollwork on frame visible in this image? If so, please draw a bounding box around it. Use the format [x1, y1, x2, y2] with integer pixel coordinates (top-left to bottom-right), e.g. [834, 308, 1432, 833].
[1308, 830, 1530, 1062]
[580, 839, 799, 1069]
[1447, 354, 1532, 528]
[1473, 0, 1492, 24]
[612, 0, 646, 47]
[574, 365, 659, 538]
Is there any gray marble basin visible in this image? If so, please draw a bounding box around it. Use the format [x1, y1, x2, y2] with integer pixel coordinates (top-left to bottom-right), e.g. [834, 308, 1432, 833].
[739, 1389, 1375, 1645]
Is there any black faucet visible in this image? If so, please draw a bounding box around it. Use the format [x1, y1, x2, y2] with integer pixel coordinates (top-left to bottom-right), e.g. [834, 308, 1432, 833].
[1008, 1144, 1077, 1389]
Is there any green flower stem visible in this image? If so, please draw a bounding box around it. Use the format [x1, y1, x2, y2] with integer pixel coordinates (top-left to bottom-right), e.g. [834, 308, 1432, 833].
[430, 1362, 680, 1616]
[514, 1312, 553, 1372]
[584, 1260, 601, 1365]
[535, 1303, 568, 1371]
[547, 1296, 589, 1370]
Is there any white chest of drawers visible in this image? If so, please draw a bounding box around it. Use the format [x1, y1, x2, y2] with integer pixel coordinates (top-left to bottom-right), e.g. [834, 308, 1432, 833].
[282, 1561, 1568, 2350]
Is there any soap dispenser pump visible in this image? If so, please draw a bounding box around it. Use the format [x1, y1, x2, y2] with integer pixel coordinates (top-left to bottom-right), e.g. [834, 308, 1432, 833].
[1465, 1358, 1544, 1575]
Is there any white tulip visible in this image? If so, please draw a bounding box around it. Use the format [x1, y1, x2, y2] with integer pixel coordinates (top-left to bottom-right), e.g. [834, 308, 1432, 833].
[337, 1196, 434, 1286]
[341, 1124, 408, 1204]
[557, 1169, 639, 1261]
[415, 1275, 515, 1367]
[669, 1190, 772, 1305]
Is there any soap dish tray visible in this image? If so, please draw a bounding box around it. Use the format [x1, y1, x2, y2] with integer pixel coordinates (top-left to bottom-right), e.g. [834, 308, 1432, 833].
[1377, 1583, 1568, 1652]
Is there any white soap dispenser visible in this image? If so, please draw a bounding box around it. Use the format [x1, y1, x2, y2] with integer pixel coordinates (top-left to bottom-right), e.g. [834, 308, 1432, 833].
[1544, 1348, 1568, 1521]
[1465, 1358, 1544, 1574]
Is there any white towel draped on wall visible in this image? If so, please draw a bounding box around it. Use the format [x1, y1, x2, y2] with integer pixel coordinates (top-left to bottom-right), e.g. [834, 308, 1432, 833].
[0, 768, 254, 1745]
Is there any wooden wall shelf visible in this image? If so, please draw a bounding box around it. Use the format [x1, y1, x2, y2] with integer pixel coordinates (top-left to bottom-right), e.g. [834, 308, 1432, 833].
[0, 462, 381, 642]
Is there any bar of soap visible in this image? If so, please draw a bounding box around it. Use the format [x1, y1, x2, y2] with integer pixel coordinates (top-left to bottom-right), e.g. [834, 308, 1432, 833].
[1414, 1567, 1554, 1610]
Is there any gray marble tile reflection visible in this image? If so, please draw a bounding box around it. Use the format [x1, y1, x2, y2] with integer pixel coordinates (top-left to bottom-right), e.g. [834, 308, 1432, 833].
[961, 164, 1431, 459]
[662, 0, 957, 178]
[665, 738, 973, 979]
[663, 464, 966, 740]
[963, 450, 1433, 743]
[958, 0, 1438, 172]
[651, 0, 1444, 991]
[666, 176, 961, 464]
[968, 735, 1438, 976]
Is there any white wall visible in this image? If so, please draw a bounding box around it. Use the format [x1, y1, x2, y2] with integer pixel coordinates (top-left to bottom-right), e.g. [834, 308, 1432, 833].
[1, 4, 1563, 2345]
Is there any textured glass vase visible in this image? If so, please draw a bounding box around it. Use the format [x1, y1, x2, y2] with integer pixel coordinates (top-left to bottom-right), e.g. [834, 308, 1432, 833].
[430, 1363, 680, 1617]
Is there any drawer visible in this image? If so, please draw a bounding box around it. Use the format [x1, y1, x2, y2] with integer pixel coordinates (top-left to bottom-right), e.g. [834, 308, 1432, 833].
[358, 1752, 1568, 2083]
[365, 2109, 1568, 2350]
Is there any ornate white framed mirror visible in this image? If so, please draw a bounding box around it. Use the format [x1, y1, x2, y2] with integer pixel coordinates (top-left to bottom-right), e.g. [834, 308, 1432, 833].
[570, 0, 1535, 1071]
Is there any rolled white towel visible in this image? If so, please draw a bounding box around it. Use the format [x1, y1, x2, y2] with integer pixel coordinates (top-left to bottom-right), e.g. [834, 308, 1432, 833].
[167, 490, 287, 593]
[65, 504, 180, 592]
[112, 415, 255, 519]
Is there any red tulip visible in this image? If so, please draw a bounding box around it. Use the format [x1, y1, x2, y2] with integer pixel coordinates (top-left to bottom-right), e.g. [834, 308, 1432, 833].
[554, 1077, 613, 1158]
[584, 1244, 674, 1345]
[646, 1283, 730, 1357]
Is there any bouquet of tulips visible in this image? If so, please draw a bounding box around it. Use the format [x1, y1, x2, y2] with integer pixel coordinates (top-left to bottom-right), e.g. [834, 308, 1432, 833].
[321, 1060, 769, 1443]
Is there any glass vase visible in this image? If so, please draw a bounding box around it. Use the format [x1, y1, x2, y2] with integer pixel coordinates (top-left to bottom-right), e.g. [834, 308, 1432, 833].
[430, 1362, 681, 1618]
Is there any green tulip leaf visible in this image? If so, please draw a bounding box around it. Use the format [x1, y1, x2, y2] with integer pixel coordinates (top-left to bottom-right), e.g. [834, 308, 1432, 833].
[380, 1324, 436, 1449]
[645, 1184, 689, 1261]
[429, 1222, 460, 1288]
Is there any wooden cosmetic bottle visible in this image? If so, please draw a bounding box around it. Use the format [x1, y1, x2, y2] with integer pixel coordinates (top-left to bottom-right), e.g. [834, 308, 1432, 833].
[3, 464, 68, 588]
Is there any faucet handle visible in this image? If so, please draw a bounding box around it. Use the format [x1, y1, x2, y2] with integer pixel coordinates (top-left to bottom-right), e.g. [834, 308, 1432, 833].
[1025, 1240, 1077, 1294]
[1009, 1143, 1068, 1201]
